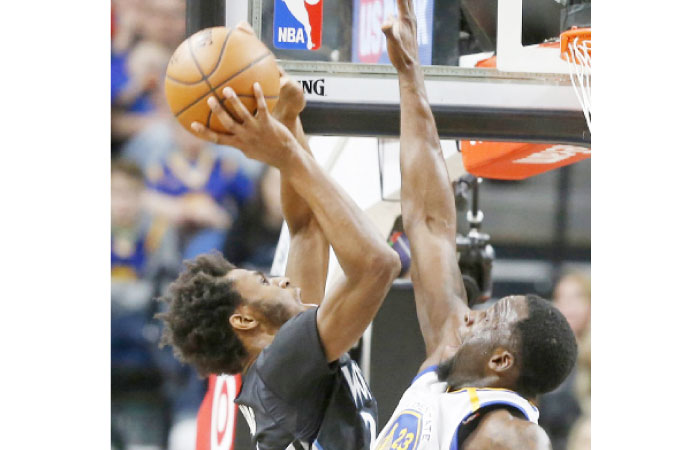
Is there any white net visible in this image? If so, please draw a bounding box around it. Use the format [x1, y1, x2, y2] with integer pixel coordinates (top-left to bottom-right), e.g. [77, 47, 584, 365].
[564, 36, 592, 134]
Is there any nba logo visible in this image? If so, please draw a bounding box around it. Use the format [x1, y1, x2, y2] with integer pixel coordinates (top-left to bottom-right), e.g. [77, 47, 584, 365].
[273, 0, 323, 51]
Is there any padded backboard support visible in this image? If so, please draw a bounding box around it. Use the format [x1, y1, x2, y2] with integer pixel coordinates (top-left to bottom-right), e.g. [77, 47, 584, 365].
[284, 62, 590, 143]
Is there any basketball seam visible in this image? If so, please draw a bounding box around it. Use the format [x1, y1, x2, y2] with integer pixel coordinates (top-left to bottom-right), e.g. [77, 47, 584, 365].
[188, 35, 215, 92]
[210, 53, 276, 94]
[174, 52, 277, 117]
[206, 29, 234, 77]
[166, 31, 233, 85]
[208, 30, 235, 122]
[175, 94, 280, 119]
[166, 74, 207, 86]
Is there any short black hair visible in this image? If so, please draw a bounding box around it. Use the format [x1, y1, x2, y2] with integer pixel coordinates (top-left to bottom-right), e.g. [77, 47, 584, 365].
[156, 252, 248, 377]
[515, 294, 577, 397]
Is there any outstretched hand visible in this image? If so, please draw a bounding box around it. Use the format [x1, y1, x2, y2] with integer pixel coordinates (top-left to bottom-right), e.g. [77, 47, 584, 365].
[381, 0, 419, 72]
[190, 82, 298, 169]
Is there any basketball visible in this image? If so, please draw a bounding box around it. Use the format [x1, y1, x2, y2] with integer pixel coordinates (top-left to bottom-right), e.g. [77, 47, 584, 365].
[164, 26, 280, 135]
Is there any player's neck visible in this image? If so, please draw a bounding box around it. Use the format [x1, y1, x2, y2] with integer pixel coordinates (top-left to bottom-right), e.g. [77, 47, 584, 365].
[240, 333, 276, 374]
[450, 374, 515, 393]
[241, 354, 258, 375]
[451, 377, 535, 402]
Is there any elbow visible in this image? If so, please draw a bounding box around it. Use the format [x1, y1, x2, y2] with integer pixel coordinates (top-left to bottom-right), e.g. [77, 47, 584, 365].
[287, 214, 316, 237]
[365, 247, 402, 286]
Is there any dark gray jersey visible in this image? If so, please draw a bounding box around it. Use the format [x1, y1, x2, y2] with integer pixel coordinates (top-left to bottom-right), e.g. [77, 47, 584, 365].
[235, 308, 377, 449]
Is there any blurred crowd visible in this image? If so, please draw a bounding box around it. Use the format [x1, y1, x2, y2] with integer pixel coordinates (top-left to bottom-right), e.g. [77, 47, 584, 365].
[539, 272, 592, 450]
[111, 1, 284, 448]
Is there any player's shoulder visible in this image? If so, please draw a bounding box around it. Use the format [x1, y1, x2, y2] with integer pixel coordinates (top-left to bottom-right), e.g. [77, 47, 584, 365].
[262, 307, 318, 357]
[462, 408, 551, 450]
[255, 308, 332, 388]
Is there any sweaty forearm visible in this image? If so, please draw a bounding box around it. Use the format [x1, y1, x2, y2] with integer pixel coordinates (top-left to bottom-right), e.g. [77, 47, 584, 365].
[395, 50, 467, 360]
[398, 68, 440, 149]
[397, 67, 456, 232]
[278, 117, 317, 232]
[282, 147, 392, 279]
[278, 116, 330, 303]
[285, 225, 329, 303]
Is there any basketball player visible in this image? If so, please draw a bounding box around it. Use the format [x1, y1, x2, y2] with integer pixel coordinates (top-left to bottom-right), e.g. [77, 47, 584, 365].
[282, 0, 314, 49]
[157, 26, 400, 448]
[372, 1, 578, 449]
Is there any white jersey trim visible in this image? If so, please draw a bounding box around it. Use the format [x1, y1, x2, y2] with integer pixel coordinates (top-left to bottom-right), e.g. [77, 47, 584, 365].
[383, 366, 541, 450]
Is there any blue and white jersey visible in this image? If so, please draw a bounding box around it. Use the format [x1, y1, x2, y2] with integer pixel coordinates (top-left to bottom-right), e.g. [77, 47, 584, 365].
[372, 366, 539, 450]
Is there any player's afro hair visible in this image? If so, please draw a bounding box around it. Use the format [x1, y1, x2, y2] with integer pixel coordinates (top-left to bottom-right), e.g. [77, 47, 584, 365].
[515, 294, 578, 397]
[156, 252, 248, 377]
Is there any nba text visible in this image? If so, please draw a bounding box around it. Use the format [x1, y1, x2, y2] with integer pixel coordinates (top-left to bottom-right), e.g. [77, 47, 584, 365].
[274, 0, 323, 51]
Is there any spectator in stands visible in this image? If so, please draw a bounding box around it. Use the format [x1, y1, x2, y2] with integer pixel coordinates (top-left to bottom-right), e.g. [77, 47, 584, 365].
[112, 40, 171, 154]
[112, 159, 180, 375]
[114, 40, 170, 115]
[555, 272, 591, 410]
[112, 0, 146, 152]
[112, 159, 182, 448]
[111, 0, 185, 154]
[556, 272, 591, 450]
[110, 3, 206, 447]
[141, 0, 187, 51]
[538, 271, 591, 450]
[112, 160, 180, 287]
[111, 0, 145, 55]
[223, 167, 284, 271]
[142, 124, 255, 260]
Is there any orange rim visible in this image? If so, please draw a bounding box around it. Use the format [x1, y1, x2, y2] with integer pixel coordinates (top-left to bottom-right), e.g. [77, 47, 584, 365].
[560, 26, 591, 64]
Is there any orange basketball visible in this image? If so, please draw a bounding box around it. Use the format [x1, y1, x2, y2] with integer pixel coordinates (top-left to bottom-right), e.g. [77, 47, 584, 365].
[164, 27, 280, 135]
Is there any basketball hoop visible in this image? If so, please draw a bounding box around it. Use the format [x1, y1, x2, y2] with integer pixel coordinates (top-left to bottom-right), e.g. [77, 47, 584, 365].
[560, 27, 591, 134]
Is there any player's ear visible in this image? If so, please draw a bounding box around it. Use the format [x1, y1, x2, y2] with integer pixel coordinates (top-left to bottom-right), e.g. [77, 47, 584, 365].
[488, 348, 515, 373]
[230, 305, 259, 331]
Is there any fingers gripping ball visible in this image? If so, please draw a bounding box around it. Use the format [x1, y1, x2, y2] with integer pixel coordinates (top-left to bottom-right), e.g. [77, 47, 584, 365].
[164, 27, 280, 135]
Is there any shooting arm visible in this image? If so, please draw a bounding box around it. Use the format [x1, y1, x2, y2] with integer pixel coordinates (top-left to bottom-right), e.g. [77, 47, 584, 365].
[276, 114, 330, 305]
[194, 83, 400, 363]
[282, 148, 400, 362]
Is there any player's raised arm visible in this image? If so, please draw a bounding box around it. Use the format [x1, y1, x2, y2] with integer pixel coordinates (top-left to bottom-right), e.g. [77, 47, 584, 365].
[235, 22, 330, 304]
[383, 0, 470, 367]
[193, 83, 401, 363]
[272, 73, 330, 305]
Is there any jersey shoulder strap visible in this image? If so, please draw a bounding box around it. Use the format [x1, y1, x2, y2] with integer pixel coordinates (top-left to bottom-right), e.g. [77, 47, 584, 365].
[458, 388, 539, 423]
[410, 365, 441, 388]
[447, 388, 540, 450]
